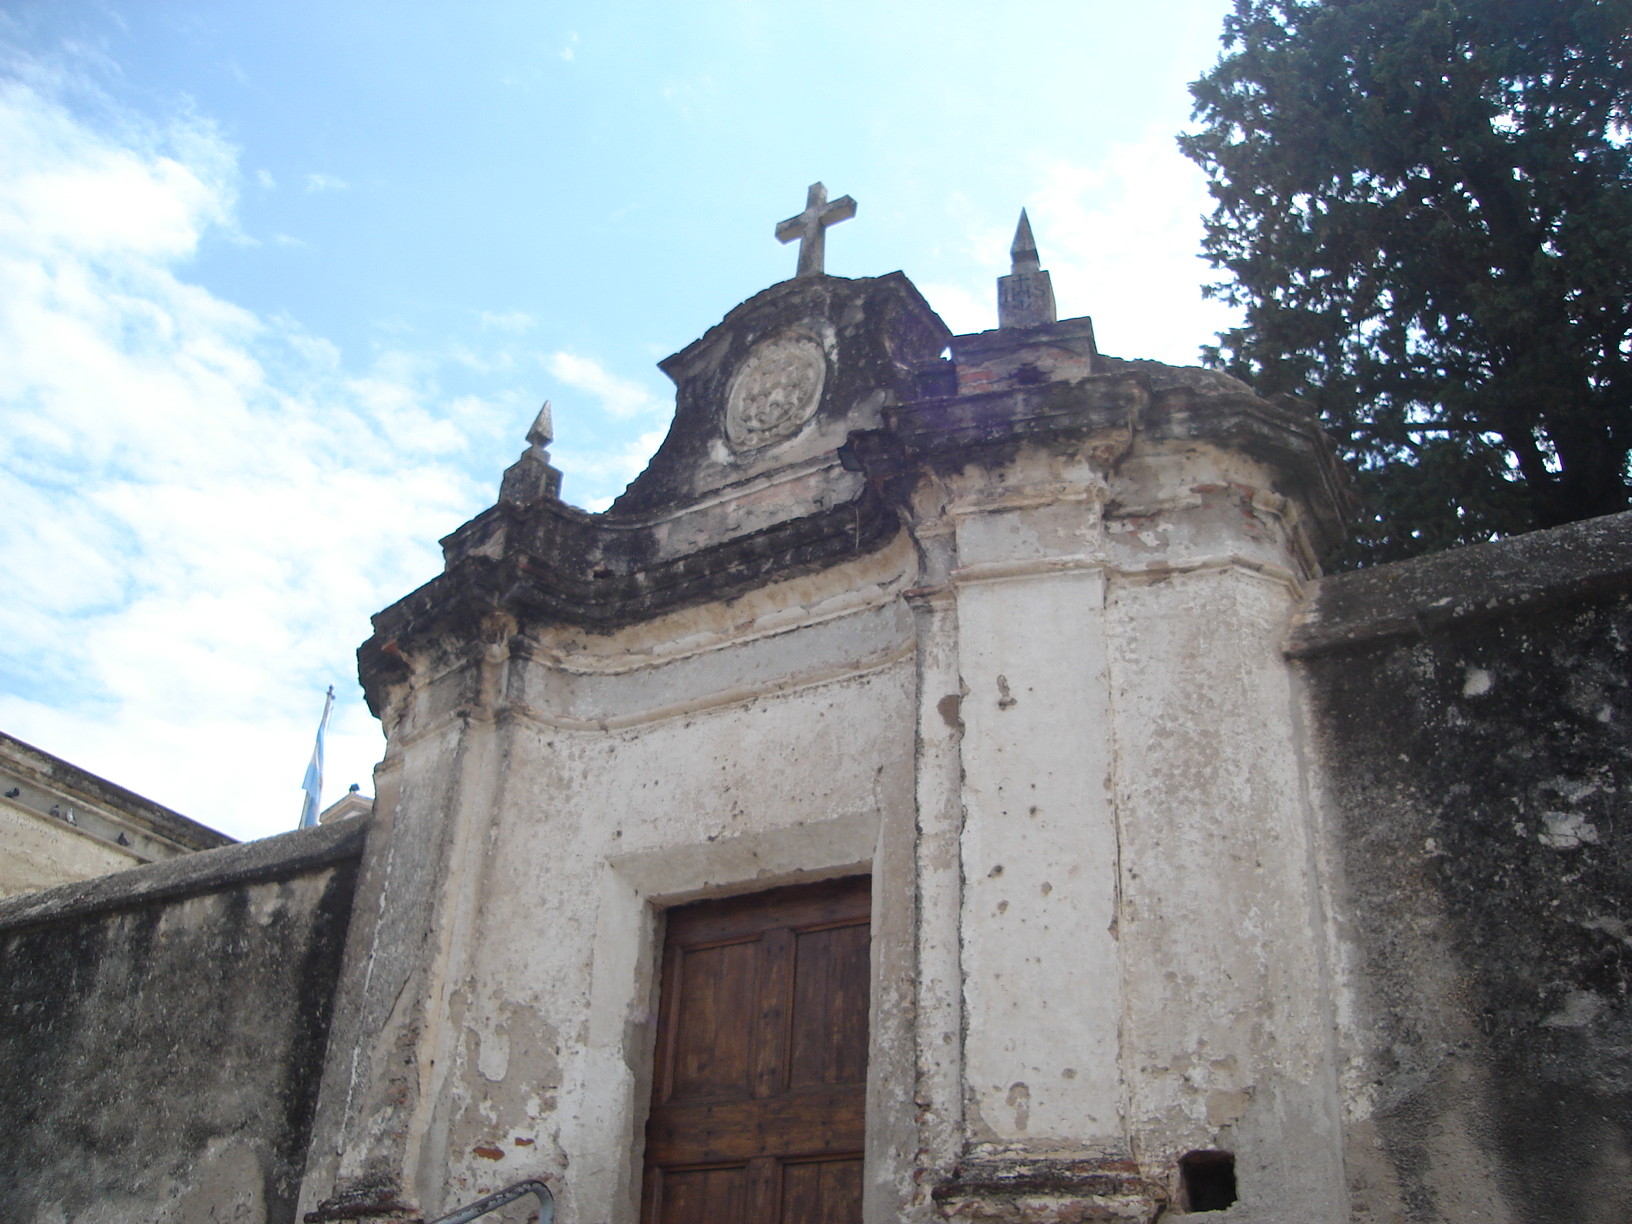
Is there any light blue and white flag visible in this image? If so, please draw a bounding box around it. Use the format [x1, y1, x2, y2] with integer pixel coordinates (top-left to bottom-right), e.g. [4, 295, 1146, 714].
[299, 686, 336, 828]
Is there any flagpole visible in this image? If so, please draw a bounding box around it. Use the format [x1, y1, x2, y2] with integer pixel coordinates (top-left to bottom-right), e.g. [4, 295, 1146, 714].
[299, 685, 336, 829]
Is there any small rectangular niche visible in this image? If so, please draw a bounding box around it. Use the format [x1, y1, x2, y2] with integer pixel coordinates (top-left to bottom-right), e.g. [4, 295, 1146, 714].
[1179, 1149, 1237, 1213]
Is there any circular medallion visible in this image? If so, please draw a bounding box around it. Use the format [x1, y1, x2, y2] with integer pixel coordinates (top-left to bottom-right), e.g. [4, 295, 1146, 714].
[725, 334, 826, 451]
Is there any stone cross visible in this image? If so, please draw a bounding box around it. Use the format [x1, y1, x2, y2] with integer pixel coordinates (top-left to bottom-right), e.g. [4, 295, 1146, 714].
[775, 182, 856, 278]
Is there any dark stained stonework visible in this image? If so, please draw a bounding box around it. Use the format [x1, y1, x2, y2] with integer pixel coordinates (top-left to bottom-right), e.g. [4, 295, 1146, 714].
[0, 818, 367, 1224]
[1288, 510, 1632, 658]
[1294, 514, 1632, 1223]
[357, 276, 1353, 719]
[844, 353, 1353, 559]
[621, 272, 946, 514]
[357, 273, 951, 714]
[356, 486, 909, 713]
[931, 1156, 1168, 1219]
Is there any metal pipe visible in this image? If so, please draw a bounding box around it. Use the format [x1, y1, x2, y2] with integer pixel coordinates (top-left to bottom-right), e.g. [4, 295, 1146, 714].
[426, 1179, 554, 1224]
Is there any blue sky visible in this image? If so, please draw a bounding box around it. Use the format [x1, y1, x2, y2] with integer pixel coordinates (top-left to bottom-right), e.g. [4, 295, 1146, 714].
[0, 1, 1240, 840]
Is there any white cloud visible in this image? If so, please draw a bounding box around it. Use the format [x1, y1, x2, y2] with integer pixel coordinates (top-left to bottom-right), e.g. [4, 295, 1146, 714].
[0, 78, 233, 260]
[914, 280, 990, 337]
[255, 167, 274, 189]
[0, 72, 493, 841]
[539, 351, 673, 508]
[920, 132, 1239, 367]
[553, 425, 669, 513]
[479, 309, 535, 333]
[1000, 135, 1240, 367]
[304, 171, 348, 193]
[544, 350, 666, 419]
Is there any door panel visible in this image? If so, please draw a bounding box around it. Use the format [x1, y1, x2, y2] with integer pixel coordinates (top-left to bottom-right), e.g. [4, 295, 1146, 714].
[781, 1158, 864, 1224]
[650, 1164, 748, 1224]
[788, 923, 870, 1089]
[642, 876, 871, 1224]
[667, 938, 761, 1099]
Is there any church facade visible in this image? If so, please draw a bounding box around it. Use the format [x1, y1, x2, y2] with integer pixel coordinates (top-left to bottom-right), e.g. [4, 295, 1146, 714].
[3, 196, 1629, 1224]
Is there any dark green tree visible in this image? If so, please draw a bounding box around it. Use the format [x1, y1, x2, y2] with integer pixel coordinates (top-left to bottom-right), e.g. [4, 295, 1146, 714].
[1180, 0, 1632, 566]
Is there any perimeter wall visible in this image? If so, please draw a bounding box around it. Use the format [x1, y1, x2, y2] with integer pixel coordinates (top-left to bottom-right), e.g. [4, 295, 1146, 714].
[0, 817, 366, 1224]
[1291, 513, 1632, 1223]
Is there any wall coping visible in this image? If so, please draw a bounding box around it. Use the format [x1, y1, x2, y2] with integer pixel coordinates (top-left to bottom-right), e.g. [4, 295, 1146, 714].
[1286, 510, 1632, 658]
[0, 815, 368, 934]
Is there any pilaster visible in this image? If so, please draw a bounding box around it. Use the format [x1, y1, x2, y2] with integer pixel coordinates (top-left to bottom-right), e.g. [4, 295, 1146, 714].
[299, 638, 513, 1224]
[904, 515, 969, 1220]
[855, 308, 1353, 1221]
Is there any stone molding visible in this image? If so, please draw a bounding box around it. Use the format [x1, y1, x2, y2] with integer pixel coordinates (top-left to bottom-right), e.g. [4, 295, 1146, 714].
[358, 275, 1353, 736]
[1287, 509, 1632, 657]
[930, 1157, 1167, 1223]
[360, 367, 1352, 719]
[848, 373, 1352, 554]
[1, 729, 234, 855]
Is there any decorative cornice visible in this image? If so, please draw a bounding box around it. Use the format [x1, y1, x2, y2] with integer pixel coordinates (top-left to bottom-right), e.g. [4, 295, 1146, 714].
[358, 287, 1355, 718]
[358, 487, 902, 713]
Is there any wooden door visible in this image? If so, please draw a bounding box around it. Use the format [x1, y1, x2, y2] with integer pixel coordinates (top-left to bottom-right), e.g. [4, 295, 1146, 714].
[641, 876, 871, 1224]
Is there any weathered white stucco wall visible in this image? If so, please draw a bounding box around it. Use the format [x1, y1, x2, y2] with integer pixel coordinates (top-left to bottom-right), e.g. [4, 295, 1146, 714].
[918, 438, 1347, 1220]
[301, 313, 1355, 1224]
[305, 540, 925, 1224]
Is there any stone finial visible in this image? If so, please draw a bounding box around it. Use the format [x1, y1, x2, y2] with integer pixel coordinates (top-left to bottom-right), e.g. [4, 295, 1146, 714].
[526, 400, 554, 450]
[775, 182, 857, 278]
[997, 209, 1057, 329]
[1010, 209, 1041, 271]
[499, 400, 563, 506]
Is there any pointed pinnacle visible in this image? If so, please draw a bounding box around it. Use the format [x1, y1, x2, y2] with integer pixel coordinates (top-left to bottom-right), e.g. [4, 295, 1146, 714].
[527, 400, 554, 449]
[997, 208, 1056, 329]
[1011, 209, 1040, 272]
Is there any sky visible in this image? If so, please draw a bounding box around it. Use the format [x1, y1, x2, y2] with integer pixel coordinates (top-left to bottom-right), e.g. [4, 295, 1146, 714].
[0, 0, 1243, 842]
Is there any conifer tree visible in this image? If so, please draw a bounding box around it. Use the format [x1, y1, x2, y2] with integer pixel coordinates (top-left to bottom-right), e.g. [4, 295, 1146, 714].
[1181, 0, 1632, 565]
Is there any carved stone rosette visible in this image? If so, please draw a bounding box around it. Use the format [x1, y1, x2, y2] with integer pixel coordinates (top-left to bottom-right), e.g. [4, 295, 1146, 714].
[725, 332, 826, 451]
